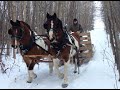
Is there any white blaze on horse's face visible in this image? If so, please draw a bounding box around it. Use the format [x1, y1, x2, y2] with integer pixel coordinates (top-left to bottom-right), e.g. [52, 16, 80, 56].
[14, 37, 18, 47]
[14, 29, 19, 48]
[14, 29, 18, 46]
[49, 20, 54, 40]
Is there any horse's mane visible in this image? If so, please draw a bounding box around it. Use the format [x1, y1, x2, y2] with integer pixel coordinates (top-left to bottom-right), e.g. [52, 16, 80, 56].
[20, 21, 32, 31]
[57, 18, 63, 30]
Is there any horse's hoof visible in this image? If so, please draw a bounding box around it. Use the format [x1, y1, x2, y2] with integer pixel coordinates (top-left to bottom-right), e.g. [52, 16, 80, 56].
[27, 81, 32, 83]
[27, 77, 32, 83]
[62, 84, 68, 88]
[74, 71, 77, 73]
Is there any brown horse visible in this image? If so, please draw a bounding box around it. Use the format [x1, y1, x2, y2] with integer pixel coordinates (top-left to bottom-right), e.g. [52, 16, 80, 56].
[43, 13, 80, 88]
[8, 20, 54, 83]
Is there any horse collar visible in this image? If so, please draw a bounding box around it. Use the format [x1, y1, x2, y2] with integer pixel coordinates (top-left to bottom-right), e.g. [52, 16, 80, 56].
[50, 32, 71, 53]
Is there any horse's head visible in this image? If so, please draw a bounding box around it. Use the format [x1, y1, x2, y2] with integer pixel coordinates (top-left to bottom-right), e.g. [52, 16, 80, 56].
[43, 13, 63, 41]
[8, 20, 31, 49]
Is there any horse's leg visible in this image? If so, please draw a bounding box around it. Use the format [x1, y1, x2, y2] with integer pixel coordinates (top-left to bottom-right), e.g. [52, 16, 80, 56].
[24, 57, 37, 83]
[62, 59, 70, 88]
[27, 60, 37, 83]
[53, 58, 64, 79]
[70, 56, 73, 64]
[76, 50, 80, 74]
[48, 54, 53, 74]
[49, 62, 53, 75]
[73, 55, 77, 73]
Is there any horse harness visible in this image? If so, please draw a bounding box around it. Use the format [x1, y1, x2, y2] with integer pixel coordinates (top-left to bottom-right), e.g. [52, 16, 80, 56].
[50, 31, 77, 57]
[18, 29, 50, 55]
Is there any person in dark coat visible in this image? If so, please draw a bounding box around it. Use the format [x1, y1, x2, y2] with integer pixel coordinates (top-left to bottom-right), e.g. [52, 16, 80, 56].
[69, 18, 83, 35]
[69, 18, 84, 53]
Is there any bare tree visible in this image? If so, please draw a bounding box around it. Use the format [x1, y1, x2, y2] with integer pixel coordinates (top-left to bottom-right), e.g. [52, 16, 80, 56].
[0, 1, 95, 72]
[102, 1, 120, 81]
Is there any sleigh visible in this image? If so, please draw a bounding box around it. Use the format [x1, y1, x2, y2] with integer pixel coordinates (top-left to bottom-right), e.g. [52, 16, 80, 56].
[79, 32, 94, 65]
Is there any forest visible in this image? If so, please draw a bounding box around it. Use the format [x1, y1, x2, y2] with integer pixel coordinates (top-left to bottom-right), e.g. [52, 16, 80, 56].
[0, 1, 94, 57]
[1, 1, 120, 88]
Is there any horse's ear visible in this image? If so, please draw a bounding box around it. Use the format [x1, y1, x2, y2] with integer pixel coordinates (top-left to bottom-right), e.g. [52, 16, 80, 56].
[16, 20, 20, 23]
[8, 28, 12, 35]
[47, 13, 50, 19]
[53, 13, 57, 18]
[10, 20, 16, 26]
[16, 20, 20, 26]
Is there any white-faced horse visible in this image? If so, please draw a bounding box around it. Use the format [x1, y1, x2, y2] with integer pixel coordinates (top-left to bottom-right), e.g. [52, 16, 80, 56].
[43, 13, 80, 88]
[8, 20, 55, 83]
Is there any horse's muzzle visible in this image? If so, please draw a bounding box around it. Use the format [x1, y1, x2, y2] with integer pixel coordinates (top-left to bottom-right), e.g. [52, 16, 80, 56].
[11, 45, 18, 49]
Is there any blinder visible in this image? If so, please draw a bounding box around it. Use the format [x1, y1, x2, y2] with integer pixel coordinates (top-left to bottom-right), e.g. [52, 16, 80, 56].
[10, 28, 24, 40]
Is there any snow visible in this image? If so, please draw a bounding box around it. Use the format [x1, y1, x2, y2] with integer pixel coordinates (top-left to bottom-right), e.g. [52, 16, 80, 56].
[0, 1, 120, 89]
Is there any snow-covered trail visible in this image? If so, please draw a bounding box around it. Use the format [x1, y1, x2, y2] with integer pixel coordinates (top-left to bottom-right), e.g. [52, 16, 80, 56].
[0, 1, 120, 89]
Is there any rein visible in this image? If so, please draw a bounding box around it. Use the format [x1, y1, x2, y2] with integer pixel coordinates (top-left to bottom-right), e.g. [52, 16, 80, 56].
[19, 29, 51, 55]
[63, 27, 77, 50]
